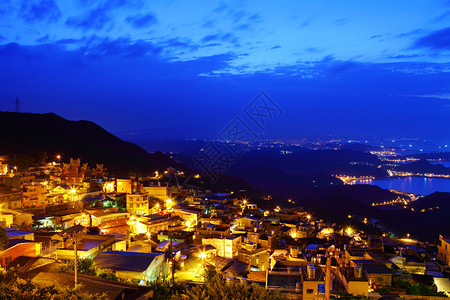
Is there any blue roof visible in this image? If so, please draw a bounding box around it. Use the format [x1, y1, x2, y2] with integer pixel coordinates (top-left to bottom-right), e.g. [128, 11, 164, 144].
[306, 244, 319, 251]
[94, 251, 164, 273]
[7, 238, 34, 248]
[7, 230, 33, 238]
[102, 251, 162, 257]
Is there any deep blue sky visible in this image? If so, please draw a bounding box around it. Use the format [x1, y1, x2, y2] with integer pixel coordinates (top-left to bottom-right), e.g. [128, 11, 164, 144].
[1, 0, 450, 141]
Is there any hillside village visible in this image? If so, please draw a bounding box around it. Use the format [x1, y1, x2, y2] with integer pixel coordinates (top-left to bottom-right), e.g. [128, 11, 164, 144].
[1, 157, 450, 299]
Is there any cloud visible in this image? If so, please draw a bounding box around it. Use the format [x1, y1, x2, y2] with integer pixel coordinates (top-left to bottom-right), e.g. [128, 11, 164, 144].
[2, 35, 161, 61]
[201, 33, 238, 45]
[248, 14, 260, 21]
[212, 2, 229, 14]
[220, 33, 235, 42]
[305, 47, 323, 53]
[235, 24, 250, 31]
[125, 13, 157, 28]
[77, 36, 162, 58]
[201, 34, 221, 43]
[36, 35, 50, 43]
[396, 29, 423, 38]
[387, 54, 423, 59]
[66, 7, 112, 30]
[433, 10, 450, 22]
[299, 20, 310, 28]
[271, 45, 281, 50]
[412, 93, 450, 100]
[0, 35, 5, 42]
[20, 0, 61, 23]
[414, 27, 450, 51]
[202, 20, 216, 28]
[333, 18, 348, 26]
[321, 55, 335, 62]
[0, 42, 46, 60]
[65, 0, 138, 30]
[160, 37, 198, 51]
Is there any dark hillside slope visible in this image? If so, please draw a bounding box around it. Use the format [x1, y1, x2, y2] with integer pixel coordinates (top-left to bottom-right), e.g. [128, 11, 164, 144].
[0, 112, 184, 176]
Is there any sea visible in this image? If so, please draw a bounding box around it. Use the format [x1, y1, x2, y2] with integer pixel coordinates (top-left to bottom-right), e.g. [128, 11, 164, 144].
[352, 176, 450, 195]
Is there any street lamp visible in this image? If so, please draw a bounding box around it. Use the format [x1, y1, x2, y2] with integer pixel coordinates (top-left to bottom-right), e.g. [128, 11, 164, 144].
[166, 198, 173, 209]
[346, 227, 353, 236]
[70, 188, 76, 202]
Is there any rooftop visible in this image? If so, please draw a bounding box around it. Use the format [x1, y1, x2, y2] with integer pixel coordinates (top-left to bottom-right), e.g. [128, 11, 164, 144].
[94, 251, 164, 273]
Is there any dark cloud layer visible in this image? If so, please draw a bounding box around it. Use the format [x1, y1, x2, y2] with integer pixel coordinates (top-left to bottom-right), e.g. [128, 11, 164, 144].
[1, 40, 449, 140]
[125, 13, 157, 28]
[414, 27, 450, 51]
[20, 0, 61, 23]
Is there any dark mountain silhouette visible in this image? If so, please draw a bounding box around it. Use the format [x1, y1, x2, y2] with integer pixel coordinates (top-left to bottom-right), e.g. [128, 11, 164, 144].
[0, 111, 185, 176]
[410, 152, 450, 160]
[395, 159, 450, 175]
[410, 192, 450, 211]
[380, 192, 450, 241]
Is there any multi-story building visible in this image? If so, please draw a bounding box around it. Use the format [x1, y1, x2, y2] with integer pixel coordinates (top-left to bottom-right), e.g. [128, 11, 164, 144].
[0, 162, 8, 175]
[90, 210, 130, 235]
[22, 183, 48, 208]
[142, 185, 168, 200]
[202, 235, 241, 259]
[437, 235, 450, 266]
[126, 192, 149, 216]
[0, 186, 22, 210]
[116, 179, 132, 194]
[173, 208, 200, 227]
[238, 239, 270, 271]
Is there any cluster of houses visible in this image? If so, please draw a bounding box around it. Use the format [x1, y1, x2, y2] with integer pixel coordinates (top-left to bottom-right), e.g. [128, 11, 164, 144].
[1, 159, 450, 299]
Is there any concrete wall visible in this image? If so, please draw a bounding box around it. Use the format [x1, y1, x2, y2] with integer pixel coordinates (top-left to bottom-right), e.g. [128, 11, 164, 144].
[0, 242, 41, 267]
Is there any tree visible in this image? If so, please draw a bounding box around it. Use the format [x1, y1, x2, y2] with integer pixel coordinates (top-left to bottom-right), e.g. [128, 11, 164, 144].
[0, 226, 8, 250]
[0, 269, 107, 299]
[58, 258, 117, 280]
[393, 273, 446, 297]
[176, 276, 288, 300]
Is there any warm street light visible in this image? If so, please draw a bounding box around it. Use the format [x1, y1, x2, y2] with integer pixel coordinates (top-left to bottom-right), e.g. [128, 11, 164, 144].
[346, 227, 353, 236]
[199, 252, 206, 259]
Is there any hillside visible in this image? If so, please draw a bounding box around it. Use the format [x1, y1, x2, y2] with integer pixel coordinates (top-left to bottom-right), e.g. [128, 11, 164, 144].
[395, 159, 450, 175]
[0, 111, 184, 176]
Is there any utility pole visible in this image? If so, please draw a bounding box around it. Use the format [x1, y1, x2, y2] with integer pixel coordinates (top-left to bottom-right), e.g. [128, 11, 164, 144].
[325, 245, 337, 300]
[168, 214, 175, 292]
[325, 253, 332, 300]
[74, 233, 78, 287]
[170, 233, 174, 284]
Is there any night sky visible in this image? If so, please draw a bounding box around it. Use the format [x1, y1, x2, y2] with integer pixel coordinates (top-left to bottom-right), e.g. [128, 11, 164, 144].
[1, 1, 450, 141]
